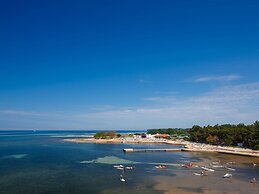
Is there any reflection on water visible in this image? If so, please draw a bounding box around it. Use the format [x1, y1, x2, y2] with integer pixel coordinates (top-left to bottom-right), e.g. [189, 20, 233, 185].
[0, 131, 258, 194]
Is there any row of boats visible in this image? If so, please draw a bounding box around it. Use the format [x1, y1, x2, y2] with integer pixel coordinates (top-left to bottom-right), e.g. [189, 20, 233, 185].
[113, 161, 257, 183]
[113, 165, 134, 182]
[183, 163, 234, 178]
[190, 161, 257, 183]
[184, 161, 235, 178]
[154, 162, 236, 179]
[114, 164, 134, 170]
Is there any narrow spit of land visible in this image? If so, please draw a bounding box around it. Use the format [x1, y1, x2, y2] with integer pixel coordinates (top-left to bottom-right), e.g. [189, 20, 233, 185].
[64, 138, 259, 157]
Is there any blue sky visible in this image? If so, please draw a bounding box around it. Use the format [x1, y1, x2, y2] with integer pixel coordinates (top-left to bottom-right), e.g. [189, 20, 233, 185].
[0, 0, 259, 130]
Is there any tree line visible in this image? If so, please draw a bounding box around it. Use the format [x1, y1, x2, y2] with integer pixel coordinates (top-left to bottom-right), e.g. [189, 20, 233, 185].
[147, 128, 189, 136]
[93, 121, 259, 150]
[146, 121, 259, 150]
[188, 121, 259, 150]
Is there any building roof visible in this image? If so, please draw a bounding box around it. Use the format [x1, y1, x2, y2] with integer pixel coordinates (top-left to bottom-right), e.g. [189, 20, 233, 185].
[155, 134, 170, 138]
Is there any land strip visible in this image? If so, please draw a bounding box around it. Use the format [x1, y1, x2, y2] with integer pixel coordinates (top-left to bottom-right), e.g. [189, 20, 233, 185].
[63, 138, 259, 157]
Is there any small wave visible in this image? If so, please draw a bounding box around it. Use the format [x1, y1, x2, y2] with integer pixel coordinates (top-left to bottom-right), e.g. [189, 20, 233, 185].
[0, 154, 28, 159]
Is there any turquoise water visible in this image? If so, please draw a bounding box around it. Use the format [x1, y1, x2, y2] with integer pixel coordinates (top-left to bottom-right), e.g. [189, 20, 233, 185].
[0, 131, 258, 194]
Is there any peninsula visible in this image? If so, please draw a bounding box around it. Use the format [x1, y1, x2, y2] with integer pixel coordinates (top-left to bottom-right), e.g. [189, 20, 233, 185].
[64, 121, 259, 157]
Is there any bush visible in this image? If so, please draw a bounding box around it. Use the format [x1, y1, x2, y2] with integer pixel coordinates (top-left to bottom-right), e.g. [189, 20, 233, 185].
[94, 131, 117, 139]
[254, 144, 259, 150]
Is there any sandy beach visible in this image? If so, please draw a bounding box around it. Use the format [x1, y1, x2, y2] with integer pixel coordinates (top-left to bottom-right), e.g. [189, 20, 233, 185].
[63, 138, 259, 157]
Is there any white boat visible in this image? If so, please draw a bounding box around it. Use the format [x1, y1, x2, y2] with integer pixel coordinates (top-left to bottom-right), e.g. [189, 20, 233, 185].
[211, 165, 224, 168]
[126, 166, 133, 170]
[225, 167, 236, 171]
[155, 165, 167, 169]
[212, 161, 220, 165]
[193, 173, 202, 176]
[201, 167, 215, 172]
[113, 165, 120, 168]
[223, 173, 232, 178]
[120, 177, 126, 182]
[116, 167, 124, 170]
[226, 161, 235, 165]
[119, 165, 124, 168]
[250, 178, 256, 183]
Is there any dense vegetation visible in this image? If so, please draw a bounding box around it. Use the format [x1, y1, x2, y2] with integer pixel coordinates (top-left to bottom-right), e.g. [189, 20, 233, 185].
[189, 121, 259, 150]
[94, 121, 259, 150]
[147, 128, 189, 136]
[94, 131, 117, 139]
[147, 121, 259, 150]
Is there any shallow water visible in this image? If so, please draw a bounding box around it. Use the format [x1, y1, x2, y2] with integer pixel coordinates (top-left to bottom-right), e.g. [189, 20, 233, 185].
[0, 131, 258, 194]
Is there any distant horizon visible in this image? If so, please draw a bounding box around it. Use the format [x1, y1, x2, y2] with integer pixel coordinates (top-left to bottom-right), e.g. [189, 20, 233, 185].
[0, 129, 146, 131]
[0, 120, 258, 131]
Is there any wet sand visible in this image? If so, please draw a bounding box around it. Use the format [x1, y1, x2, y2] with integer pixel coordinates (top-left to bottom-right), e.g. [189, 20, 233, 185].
[154, 174, 259, 194]
[153, 153, 259, 194]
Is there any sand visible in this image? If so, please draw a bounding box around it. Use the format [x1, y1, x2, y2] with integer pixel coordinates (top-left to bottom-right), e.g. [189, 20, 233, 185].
[63, 138, 259, 157]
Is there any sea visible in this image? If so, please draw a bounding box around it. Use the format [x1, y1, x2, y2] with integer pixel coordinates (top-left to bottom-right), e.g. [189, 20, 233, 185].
[0, 130, 258, 194]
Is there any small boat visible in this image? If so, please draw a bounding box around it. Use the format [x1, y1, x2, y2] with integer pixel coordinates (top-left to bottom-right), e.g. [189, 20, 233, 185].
[119, 165, 124, 168]
[126, 166, 133, 170]
[250, 178, 256, 183]
[184, 163, 193, 168]
[155, 165, 167, 169]
[120, 177, 126, 182]
[193, 171, 208, 176]
[119, 175, 126, 182]
[212, 161, 220, 165]
[226, 161, 235, 165]
[223, 173, 232, 178]
[114, 165, 120, 168]
[201, 167, 215, 172]
[253, 163, 257, 167]
[116, 167, 124, 170]
[225, 167, 236, 171]
[211, 165, 224, 168]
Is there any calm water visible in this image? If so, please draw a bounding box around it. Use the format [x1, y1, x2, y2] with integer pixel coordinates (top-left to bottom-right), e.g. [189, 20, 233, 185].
[0, 131, 258, 194]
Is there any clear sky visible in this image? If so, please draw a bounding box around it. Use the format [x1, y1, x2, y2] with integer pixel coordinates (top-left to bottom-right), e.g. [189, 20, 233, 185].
[0, 0, 259, 130]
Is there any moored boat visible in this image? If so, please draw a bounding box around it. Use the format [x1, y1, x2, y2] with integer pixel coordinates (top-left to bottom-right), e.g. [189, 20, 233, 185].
[119, 177, 126, 182]
[201, 166, 215, 172]
[223, 173, 232, 178]
[116, 167, 124, 170]
[184, 163, 193, 168]
[211, 165, 224, 168]
[155, 165, 167, 169]
[225, 167, 236, 171]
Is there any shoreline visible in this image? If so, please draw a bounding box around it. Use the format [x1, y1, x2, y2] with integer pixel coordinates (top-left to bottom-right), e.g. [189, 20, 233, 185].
[63, 138, 259, 157]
